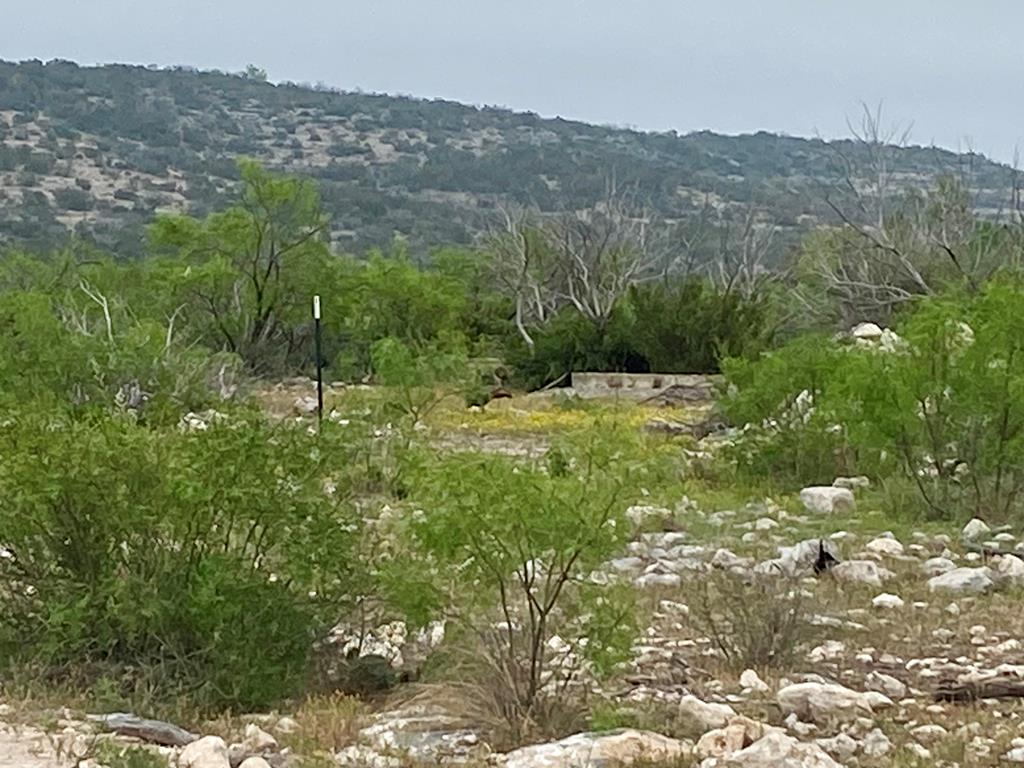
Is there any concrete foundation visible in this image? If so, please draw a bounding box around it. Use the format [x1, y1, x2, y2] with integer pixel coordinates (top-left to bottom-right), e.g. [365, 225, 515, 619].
[570, 372, 719, 401]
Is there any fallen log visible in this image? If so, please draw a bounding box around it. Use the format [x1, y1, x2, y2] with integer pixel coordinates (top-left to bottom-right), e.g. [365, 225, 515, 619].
[934, 677, 1024, 702]
[86, 712, 197, 746]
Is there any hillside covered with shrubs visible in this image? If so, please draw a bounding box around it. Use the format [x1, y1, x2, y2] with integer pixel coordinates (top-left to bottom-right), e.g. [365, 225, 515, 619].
[0, 59, 1016, 257]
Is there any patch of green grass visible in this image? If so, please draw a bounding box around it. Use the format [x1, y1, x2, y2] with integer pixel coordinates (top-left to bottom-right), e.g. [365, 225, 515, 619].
[91, 743, 168, 768]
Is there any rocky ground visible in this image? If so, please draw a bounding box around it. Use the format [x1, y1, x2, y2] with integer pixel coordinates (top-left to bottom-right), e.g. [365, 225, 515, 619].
[4, 474, 1024, 767]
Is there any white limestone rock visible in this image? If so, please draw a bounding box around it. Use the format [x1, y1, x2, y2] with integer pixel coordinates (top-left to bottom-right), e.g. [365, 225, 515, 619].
[799, 487, 855, 515]
[927, 567, 994, 595]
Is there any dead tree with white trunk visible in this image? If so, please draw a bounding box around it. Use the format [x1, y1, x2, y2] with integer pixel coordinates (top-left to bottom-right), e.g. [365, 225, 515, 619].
[547, 191, 672, 331]
[803, 103, 1022, 325]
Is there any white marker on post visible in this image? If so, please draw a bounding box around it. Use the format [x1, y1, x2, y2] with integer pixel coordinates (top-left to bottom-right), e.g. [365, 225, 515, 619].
[313, 294, 322, 320]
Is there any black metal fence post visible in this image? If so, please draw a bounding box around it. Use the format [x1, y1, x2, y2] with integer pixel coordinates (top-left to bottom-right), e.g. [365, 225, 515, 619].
[313, 294, 324, 426]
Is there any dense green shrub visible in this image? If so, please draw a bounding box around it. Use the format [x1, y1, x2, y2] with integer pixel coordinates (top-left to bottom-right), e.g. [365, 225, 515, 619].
[833, 284, 1024, 519]
[719, 333, 853, 484]
[722, 281, 1024, 520]
[507, 279, 776, 390]
[0, 289, 228, 426]
[0, 410, 361, 711]
[628, 279, 776, 373]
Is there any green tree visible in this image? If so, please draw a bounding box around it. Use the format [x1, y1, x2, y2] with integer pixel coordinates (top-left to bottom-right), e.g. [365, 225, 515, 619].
[150, 159, 330, 374]
[391, 432, 638, 742]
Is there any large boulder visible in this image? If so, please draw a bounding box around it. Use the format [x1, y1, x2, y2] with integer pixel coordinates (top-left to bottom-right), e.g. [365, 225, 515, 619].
[962, 518, 991, 540]
[927, 567, 994, 595]
[777, 682, 891, 723]
[179, 736, 230, 768]
[799, 487, 855, 515]
[501, 729, 690, 768]
[864, 536, 904, 557]
[678, 695, 736, 732]
[695, 717, 773, 761]
[717, 731, 841, 768]
[991, 555, 1024, 589]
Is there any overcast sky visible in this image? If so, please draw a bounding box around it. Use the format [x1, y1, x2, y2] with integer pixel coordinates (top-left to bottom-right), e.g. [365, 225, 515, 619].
[5, 0, 1023, 162]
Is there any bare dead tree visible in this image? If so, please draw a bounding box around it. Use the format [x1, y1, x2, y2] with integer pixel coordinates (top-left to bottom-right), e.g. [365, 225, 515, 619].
[802, 103, 1021, 324]
[548, 189, 672, 329]
[653, 195, 719, 280]
[706, 203, 780, 299]
[487, 206, 561, 350]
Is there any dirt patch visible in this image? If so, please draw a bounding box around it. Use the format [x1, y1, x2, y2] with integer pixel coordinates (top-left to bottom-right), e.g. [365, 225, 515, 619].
[0, 724, 59, 768]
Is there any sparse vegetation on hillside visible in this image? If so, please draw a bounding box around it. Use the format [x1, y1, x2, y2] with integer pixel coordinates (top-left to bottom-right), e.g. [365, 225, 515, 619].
[0, 59, 1015, 256]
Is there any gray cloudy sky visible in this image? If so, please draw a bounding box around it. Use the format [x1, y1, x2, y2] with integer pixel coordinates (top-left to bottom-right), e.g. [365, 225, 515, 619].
[5, 0, 1024, 161]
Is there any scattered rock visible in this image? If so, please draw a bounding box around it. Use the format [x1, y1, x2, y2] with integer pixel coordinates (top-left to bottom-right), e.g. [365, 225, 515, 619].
[906, 743, 932, 759]
[861, 728, 892, 757]
[799, 487, 855, 515]
[292, 396, 319, 416]
[991, 554, 1024, 588]
[85, 712, 197, 747]
[636, 573, 682, 589]
[962, 518, 991, 540]
[777, 682, 891, 723]
[871, 593, 905, 610]
[757, 539, 839, 576]
[502, 729, 691, 768]
[739, 669, 771, 695]
[921, 557, 956, 576]
[864, 536, 904, 557]
[851, 322, 884, 341]
[712, 730, 841, 767]
[910, 724, 947, 745]
[711, 549, 751, 570]
[180, 736, 230, 768]
[832, 475, 870, 490]
[695, 716, 772, 760]
[927, 567, 994, 595]
[241, 724, 278, 755]
[832, 560, 893, 587]
[335, 744, 403, 767]
[865, 671, 907, 699]
[359, 705, 484, 763]
[816, 733, 859, 761]
[238, 759, 273, 768]
[625, 505, 673, 527]
[807, 641, 846, 663]
[678, 695, 736, 732]
[273, 717, 298, 735]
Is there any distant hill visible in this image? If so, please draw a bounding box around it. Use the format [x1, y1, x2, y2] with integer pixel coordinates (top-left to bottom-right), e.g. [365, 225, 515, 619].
[0, 59, 1016, 257]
